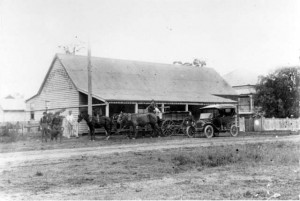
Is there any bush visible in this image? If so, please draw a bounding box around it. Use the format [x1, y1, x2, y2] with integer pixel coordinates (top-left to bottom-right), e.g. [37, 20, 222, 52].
[0, 132, 19, 143]
[35, 171, 43, 176]
[0, 127, 9, 136]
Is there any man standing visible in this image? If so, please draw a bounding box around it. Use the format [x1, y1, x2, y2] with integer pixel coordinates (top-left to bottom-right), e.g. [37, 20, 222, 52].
[40, 111, 51, 142]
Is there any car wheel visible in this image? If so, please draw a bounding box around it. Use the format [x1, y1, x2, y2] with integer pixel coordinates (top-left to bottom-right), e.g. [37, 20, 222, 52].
[186, 126, 196, 138]
[204, 125, 214, 138]
[230, 125, 238, 137]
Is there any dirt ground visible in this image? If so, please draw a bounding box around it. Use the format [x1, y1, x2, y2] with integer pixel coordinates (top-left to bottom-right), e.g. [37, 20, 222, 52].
[0, 133, 299, 200]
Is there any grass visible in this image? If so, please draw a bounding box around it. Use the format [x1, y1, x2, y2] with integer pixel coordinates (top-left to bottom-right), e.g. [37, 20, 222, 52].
[1, 141, 299, 199]
[0, 131, 40, 143]
[171, 142, 299, 171]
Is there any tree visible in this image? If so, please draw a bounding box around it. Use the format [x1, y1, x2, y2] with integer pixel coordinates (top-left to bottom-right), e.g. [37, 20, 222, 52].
[58, 44, 85, 55]
[254, 67, 300, 118]
[58, 36, 85, 55]
[192, 59, 206, 67]
[173, 58, 206, 67]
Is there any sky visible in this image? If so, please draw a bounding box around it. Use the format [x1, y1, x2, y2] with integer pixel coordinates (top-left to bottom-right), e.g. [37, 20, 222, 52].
[0, 0, 300, 99]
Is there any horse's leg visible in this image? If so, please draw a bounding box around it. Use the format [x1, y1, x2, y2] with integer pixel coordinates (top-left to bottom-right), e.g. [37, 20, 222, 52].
[93, 127, 96, 141]
[127, 127, 131, 139]
[89, 126, 93, 141]
[41, 128, 44, 142]
[155, 123, 162, 137]
[92, 129, 95, 141]
[45, 128, 49, 142]
[133, 125, 138, 139]
[150, 123, 158, 137]
[59, 130, 62, 143]
[106, 129, 111, 140]
[105, 124, 110, 140]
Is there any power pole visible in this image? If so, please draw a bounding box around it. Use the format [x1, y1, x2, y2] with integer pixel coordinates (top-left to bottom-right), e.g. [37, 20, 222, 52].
[87, 41, 92, 116]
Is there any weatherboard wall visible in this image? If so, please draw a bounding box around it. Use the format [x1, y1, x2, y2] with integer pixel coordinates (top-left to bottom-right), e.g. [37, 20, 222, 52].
[26, 58, 88, 134]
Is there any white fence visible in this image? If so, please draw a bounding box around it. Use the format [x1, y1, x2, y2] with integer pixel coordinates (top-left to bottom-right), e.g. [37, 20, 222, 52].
[238, 117, 300, 132]
[239, 117, 245, 132]
[254, 117, 300, 131]
[0, 121, 40, 134]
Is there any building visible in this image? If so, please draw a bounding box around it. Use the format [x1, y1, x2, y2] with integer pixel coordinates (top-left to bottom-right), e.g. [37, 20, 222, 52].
[26, 54, 238, 134]
[0, 95, 26, 122]
[223, 69, 259, 117]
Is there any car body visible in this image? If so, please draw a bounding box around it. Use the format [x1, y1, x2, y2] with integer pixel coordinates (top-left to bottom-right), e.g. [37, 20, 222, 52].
[186, 104, 239, 138]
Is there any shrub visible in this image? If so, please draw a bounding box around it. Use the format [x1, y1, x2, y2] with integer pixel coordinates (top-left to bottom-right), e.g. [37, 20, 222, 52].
[0, 132, 19, 143]
[35, 171, 43, 176]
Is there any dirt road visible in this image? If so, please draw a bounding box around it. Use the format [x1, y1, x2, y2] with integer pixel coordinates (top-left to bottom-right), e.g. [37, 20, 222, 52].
[0, 134, 299, 200]
[1, 135, 299, 170]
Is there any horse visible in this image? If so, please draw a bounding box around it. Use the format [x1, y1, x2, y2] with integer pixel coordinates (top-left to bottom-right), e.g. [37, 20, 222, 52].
[117, 112, 162, 139]
[77, 113, 113, 141]
[46, 110, 65, 142]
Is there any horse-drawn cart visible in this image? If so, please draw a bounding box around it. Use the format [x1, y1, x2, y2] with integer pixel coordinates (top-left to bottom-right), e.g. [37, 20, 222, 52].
[160, 111, 193, 136]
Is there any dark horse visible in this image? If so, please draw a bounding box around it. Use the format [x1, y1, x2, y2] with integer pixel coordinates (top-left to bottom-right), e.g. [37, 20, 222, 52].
[117, 112, 162, 139]
[78, 113, 113, 141]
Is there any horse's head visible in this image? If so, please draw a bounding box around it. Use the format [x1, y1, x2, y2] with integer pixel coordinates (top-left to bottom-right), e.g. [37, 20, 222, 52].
[117, 112, 128, 125]
[77, 113, 83, 123]
[78, 113, 89, 123]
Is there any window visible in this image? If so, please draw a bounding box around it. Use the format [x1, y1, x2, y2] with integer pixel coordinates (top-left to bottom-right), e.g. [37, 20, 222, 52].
[239, 97, 251, 112]
[30, 112, 35, 120]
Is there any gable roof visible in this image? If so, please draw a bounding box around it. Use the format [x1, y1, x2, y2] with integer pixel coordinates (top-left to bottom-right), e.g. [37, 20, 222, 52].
[223, 69, 261, 87]
[28, 54, 237, 104]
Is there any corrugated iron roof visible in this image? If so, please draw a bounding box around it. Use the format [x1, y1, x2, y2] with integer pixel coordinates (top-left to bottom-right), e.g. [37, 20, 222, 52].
[223, 69, 260, 86]
[233, 85, 256, 95]
[56, 54, 237, 103]
[200, 104, 236, 109]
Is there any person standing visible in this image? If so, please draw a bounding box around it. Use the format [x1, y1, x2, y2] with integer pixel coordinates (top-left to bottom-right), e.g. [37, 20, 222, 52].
[40, 112, 51, 142]
[66, 110, 78, 138]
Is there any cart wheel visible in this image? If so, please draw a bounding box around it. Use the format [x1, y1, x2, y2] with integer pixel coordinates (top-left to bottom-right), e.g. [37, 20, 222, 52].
[204, 125, 214, 138]
[186, 126, 196, 138]
[161, 120, 175, 137]
[230, 125, 239, 137]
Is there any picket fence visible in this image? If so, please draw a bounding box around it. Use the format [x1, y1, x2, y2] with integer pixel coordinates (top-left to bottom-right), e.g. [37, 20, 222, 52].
[0, 121, 40, 134]
[259, 117, 300, 131]
[239, 117, 300, 132]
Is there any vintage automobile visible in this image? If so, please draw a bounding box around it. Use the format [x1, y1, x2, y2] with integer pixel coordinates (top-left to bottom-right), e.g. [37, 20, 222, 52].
[186, 104, 239, 138]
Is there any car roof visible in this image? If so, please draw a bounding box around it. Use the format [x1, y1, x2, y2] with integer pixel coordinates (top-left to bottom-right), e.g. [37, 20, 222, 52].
[200, 104, 237, 110]
[163, 111, 191, 114]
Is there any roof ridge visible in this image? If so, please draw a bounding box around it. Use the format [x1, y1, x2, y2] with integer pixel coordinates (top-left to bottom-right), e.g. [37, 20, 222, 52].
[56, 53, 213, 70]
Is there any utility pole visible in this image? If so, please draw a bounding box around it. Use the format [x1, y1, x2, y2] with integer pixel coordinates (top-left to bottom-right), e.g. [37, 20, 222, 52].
[87, 41, 92, 116]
